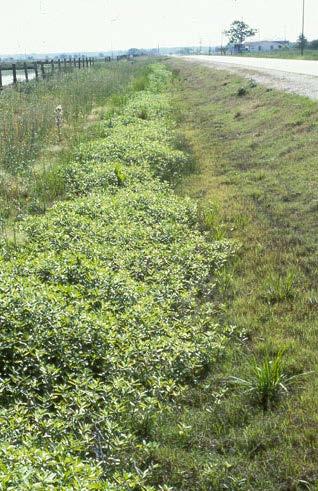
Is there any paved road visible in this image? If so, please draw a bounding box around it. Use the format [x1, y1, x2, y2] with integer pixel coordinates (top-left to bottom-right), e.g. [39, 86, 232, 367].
[182, 55, 318, 100]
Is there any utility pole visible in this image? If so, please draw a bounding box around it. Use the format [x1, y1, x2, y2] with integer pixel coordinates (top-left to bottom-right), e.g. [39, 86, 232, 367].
[301, 0, 305, 55]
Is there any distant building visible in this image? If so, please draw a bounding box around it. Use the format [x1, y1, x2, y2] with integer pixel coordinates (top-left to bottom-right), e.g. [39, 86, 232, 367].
[243, 40, 290, 52]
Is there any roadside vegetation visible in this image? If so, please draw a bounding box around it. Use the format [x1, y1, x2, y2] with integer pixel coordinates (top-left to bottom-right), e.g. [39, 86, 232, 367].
[0, 63, 239, 489]
[162, 58, 318, 489]
[2, 54, 318, 489]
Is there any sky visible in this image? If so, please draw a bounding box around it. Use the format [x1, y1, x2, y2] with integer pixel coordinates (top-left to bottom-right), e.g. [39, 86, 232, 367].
[1, 0, 317, 55]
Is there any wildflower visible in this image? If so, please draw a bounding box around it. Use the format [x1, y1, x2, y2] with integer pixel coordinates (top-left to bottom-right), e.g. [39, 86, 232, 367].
[55, 105, 63, 141]
[55, 105, 63, 128]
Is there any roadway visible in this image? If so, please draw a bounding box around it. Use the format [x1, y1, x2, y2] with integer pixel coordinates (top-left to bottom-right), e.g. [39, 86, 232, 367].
[182, 55, 318, 100]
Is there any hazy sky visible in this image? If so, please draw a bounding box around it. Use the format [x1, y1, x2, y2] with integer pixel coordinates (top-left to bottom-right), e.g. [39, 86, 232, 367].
[1, 0, 317, 55]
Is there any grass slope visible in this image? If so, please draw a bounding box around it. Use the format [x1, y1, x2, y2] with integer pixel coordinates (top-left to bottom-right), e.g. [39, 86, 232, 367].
[157, 58, 318, 489]
[0, 64, 236, 489]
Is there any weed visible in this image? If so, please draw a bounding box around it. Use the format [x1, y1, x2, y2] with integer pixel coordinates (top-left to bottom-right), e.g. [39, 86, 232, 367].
[237, 87, 248, 97]
[216, 267, 235, 296]
[306, 291, 318, 308]
[114, 163, 127, 186]
[198, 201, 227, 239]
[132, 74, 148, 92]
[231, 352, 290, 410]
[233, 213, 249, 229]
[263, 271, 296, 304]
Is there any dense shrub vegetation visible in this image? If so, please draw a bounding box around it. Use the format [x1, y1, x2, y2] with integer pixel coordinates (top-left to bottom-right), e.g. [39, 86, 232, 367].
[0, 64, 235, 488]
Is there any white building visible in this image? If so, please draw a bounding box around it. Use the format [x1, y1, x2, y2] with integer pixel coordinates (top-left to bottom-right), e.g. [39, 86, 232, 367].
[243, 40, 290, 52]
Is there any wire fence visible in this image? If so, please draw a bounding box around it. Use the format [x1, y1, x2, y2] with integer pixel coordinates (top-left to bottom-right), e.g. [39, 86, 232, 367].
[0, 56, 118, 90]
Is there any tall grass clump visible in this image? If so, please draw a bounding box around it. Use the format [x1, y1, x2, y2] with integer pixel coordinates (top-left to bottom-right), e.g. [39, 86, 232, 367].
[232, 352, 310, 411]
[263, 270, 296, 304]
[0, 64, 236, 489]
[232, 352, 288, 410]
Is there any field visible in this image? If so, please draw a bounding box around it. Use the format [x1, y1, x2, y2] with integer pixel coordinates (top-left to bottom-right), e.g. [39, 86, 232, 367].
[0, 55, 317, 489]
[240, 48, 318, 60]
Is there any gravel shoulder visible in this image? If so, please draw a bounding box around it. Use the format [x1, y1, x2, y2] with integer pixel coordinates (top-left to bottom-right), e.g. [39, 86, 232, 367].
[182, 55, 318, 100]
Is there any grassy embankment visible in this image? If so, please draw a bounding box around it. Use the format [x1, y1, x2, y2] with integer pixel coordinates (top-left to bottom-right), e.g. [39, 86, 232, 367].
[0, 64, 237, 489]
[152, 58, 318, 489]
[240, 48, 318, 60]
[0, 60, 144, 234]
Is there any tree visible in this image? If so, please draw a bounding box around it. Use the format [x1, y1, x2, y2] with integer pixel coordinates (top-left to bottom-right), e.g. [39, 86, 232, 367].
[225, 20, 257, 52]
[178, 47, 194, 55]
[128, 48, 142, 57]
[309, 39, 318, 50]
[296, 33, 308, 53]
